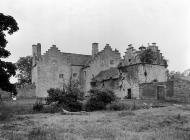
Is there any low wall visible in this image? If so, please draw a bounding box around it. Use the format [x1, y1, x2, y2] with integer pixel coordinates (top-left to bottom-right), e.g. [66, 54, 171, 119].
[0, 84, 36, 99]
[139, 79, 190, 103]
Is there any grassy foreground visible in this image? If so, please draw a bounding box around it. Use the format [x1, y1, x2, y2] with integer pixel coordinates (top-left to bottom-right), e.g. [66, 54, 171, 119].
[0, 99, 190, 140]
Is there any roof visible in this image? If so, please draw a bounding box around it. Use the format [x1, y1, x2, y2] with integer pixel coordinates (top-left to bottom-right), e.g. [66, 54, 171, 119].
[63, 53, 92, 66]
[92, 67, 120, 82]
[42, 45, 92, 66]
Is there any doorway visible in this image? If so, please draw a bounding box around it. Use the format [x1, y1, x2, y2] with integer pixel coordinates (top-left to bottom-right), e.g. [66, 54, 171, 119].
[127, 88, 132, 99]
[157, 86, 165, 100]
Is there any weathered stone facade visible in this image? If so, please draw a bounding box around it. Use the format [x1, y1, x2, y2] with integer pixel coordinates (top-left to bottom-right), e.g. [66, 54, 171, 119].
[92, 43, 168, 99]
[139, 76, 190, 103]
[32, 43, 121, 97]
[32, 42, 169, 99]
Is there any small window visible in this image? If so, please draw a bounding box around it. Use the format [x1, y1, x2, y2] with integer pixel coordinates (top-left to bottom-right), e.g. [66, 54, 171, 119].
[59, 74, 64, 78]
[73, 73, 77, 77]
[84, 71, 86, 77]
[144, 71, 147, 77]
[110, 60, 114, 65]
[127, 88, 132, 99]
[129, 59, 131, 62]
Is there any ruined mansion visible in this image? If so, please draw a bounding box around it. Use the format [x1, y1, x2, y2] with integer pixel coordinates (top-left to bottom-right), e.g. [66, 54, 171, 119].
[32, 42, 172, 100]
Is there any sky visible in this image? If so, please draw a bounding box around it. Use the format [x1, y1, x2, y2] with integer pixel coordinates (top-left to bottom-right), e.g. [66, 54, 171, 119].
[1, 0, 190, 73]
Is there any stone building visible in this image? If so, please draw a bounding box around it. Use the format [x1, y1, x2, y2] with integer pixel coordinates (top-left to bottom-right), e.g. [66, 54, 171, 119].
[32, 42, 169, 99]
[92, 43, 168, 99]
[32, 43, 121, 97]
[139, 75, 190, 103]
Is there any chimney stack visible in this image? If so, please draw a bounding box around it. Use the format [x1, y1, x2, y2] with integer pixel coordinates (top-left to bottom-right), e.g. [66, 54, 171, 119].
[32, 43, 41, 66]
[92, 43, 99, 57]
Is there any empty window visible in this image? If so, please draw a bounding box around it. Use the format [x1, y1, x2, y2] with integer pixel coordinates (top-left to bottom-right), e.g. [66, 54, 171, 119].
[59, 74, 64, 78]
[129, 59, 131, 62]
[73, 73, 77, 77]
[144, 71, 147, 77]
[84, 71, 86, 77]
[127, 88, 132, 99]
[110, 60, 114, 65]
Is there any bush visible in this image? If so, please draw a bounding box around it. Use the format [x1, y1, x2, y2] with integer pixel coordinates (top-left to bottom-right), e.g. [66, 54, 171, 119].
[85, 89, 116, 111]
[33, 101, 43, 112]
[43, 103, 61, 113]
[46, 87, 83, 112]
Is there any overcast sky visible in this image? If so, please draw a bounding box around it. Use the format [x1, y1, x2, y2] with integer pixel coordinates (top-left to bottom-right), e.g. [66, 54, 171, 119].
[1, 0, 190, 72]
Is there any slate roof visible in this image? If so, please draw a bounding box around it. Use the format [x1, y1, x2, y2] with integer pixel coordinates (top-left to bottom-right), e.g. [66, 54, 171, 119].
[42, 45, 92, 66]
[92, 67, 120, 82]
[62, 53, 92, 66]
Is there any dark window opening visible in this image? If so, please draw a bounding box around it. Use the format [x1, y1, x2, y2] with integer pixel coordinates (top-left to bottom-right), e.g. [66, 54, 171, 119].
[127, 88, 132, 99]
[73, 73, 77, 77]
[59, 74, 64, 78]
[102, 81, 105, 87]
[110, 60, 114, 65]
[84, 71, 86, 77]
[129, 59, 131, 62]
[144, 71, 147, 77]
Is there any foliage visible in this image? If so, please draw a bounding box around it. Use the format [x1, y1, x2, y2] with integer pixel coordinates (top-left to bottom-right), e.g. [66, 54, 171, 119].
[0, 13, 19, 95]
[140, 48, 157, 64]
[33, 101, 43, 112]
[46, 82, 84, 112]
[85, 88, 116, 111]
[16, 56, 32, 85]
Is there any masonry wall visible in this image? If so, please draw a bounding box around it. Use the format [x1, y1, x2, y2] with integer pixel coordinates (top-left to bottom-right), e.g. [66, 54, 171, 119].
[35, 46, 72, 97]
[139, 82, 172, 100]
[172, 79, 190, 103]
[120, 64, 167, 99]
[83, 45, 121, 93]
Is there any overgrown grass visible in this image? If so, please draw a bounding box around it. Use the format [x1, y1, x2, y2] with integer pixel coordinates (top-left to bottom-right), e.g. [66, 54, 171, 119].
[0, 99, 35, 122]
[106, 100, 142, 111]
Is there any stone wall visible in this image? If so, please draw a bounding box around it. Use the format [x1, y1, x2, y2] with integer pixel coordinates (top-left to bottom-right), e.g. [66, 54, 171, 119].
[139, 79, 190, 103]
[172, 78, 190, 103]
[36, 46, 71, 97]
[82, 44, 121, 93]
[120, 64, 167, 99]
[139, 82, 172, 100]
[0, 84, 36, 99]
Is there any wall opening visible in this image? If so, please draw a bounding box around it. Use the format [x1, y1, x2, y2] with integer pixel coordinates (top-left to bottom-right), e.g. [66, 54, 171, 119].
[157, 86, 165, 100]
[127, 88, 132, 99]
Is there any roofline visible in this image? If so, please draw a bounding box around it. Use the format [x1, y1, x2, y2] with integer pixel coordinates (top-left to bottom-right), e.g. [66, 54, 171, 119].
[119, 63, 167, 69]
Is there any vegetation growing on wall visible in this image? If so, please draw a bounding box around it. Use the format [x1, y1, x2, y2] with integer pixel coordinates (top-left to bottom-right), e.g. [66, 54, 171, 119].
[120, 65, 139, 83]
[139, 49, 157, 64]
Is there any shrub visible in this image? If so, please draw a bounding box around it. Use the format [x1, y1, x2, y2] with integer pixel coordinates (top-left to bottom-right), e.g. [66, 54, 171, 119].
[85, 89, 116, 111]
[46, 87, 83, 112]
[43, 103, 61, 113]
[33, 101, 43, 112]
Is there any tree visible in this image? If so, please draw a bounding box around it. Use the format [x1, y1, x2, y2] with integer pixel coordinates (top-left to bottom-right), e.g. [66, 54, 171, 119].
[0, 13, 19, 95]
[16, 56, 32, 85]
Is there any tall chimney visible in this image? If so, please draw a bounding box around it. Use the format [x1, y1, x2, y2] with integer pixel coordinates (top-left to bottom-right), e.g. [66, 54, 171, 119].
[32, 43, 41, 66]
[92, 43, 99, 57]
